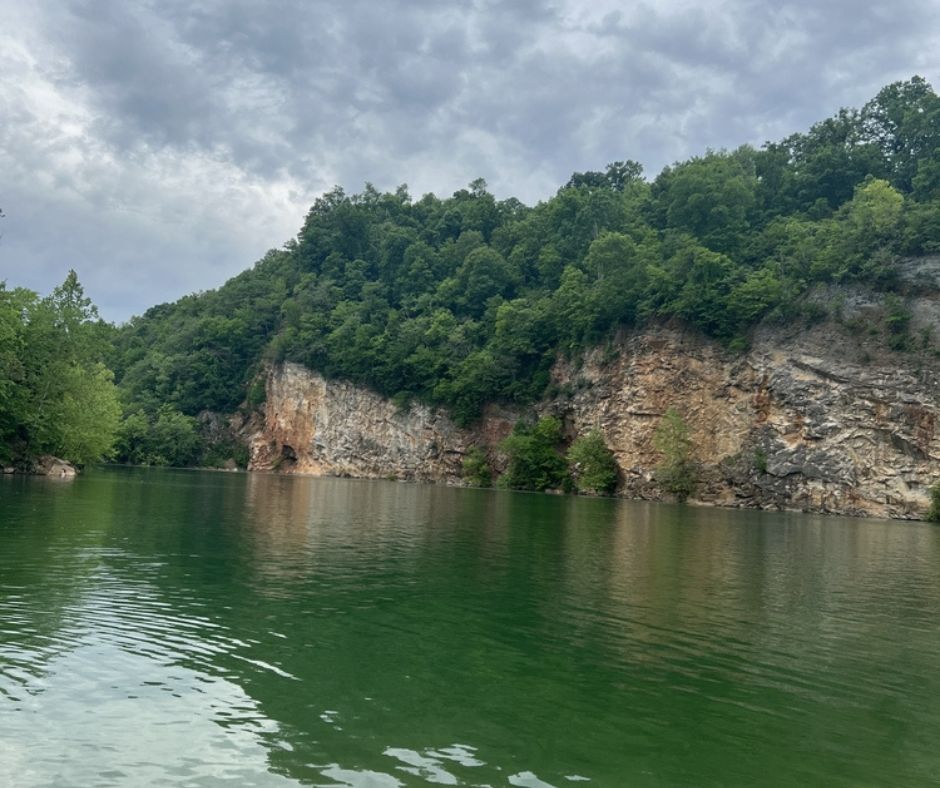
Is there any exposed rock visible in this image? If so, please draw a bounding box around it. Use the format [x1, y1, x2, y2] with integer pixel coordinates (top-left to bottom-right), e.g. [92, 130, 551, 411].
[33, 456, 78, 478]
[249, 319, 940, 520]
[549, 325, 940, 519]
[249, 363, 507, 483]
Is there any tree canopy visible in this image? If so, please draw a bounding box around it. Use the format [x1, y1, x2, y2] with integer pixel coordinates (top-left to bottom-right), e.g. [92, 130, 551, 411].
[6, 78, 939, 469]
[109, 78, 940, 437]
[0, 271, 121, 466]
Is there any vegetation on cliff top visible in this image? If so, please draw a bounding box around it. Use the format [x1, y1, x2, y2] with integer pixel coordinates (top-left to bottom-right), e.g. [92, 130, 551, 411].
[3, 78, 940, 471]
[109, 77, 940, 437]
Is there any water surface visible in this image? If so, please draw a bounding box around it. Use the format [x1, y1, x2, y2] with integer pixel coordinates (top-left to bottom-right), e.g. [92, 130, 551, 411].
[1, 468, 939, 786]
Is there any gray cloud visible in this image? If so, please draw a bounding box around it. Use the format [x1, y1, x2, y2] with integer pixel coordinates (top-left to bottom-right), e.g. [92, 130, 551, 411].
[1, 0, 938, 320]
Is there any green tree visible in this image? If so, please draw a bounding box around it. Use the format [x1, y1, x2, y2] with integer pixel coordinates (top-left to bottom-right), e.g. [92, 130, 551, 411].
[0, 272, 121, 466]
[461, 447, 492, 487]
[567, 430, 618, 494]
[114, 406, 201, 466]
[653, 408, 697, 501]
[500, 416, 569, 491]
[451, 246, 519, 317]
[0, 285, 32, 461]
[927, 484, 940, 522]
[860, 77, 940, 192]
[652, 150, 758, 256]
[41, 363, 121, 464]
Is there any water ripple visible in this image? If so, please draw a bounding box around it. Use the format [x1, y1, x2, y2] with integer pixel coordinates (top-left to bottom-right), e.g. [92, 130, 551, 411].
[3, 470, 940, 786]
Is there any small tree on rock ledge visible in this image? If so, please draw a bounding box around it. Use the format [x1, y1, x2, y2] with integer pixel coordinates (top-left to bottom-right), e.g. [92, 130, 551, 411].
[567, 430, 618, 495]
[653, 408, 697, 502]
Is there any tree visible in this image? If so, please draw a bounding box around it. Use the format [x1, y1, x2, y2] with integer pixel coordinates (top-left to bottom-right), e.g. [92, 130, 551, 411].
[648, 236, 741, 338]
[652, 150, 758, 256]
[452, 246, 519, 317]
[0, 272, 121, 466]
[0, 285, 32, 460]
[461, 447, 492, 487]
[500, 417, 569, 491]
[653, 408, 697, 501]
[860, 77, 940, 192]
[567, 430, 618, 494]
[565, 160, 643, 191]
[927, 484, 940, 522]
[584, 231, 650, 329]
[41, 363, 121, 465]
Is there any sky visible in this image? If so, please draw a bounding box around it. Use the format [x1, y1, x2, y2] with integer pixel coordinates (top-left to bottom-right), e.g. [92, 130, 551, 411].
[1, 0, 938, 322]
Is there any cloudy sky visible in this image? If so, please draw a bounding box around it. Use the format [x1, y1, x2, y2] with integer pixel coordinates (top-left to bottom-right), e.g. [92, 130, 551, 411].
[1, 0, 938, 322]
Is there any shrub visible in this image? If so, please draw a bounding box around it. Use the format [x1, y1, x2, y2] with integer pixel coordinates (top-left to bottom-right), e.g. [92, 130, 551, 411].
[461, 447, 492, 487]
[567, 430, 618, 494]
[754, 447, 768, 474]
[115, 405, 201, 466]
[653, 408, 697, 501]
[884, 295, 912, 351]
[246, 376, 267, 408]
[500, 416, 569, 491]
[927, 484, 940, 522]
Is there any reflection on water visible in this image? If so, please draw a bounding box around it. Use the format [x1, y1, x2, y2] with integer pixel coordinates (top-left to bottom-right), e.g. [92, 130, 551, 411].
[1, 468, 940, 786]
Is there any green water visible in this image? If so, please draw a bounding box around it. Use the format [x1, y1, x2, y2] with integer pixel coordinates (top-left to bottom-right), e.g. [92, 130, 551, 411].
[1, 468, 939, 787]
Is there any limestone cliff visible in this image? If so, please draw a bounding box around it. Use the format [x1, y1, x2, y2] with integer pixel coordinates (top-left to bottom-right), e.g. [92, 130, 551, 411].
[249, 282, 940, 520]
[249, 362, 515, 483]
[543, 324, 939, 519]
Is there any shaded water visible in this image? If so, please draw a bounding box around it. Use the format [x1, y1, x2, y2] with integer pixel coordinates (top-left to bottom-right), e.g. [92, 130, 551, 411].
[1, 468, 939, 786]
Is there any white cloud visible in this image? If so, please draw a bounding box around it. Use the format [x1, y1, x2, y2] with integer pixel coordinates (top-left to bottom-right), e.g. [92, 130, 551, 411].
[0, 0, 938, 320]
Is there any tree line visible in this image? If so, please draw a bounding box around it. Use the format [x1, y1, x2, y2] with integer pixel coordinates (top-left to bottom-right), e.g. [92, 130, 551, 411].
[3, 77, 939, 470]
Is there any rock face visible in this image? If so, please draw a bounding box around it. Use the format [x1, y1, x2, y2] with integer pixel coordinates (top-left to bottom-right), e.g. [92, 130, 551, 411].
[249, 363, 514, 483]
[545, 325, 940, 519]
[249, 310, 940, 520]
[33, 456, 78, 478]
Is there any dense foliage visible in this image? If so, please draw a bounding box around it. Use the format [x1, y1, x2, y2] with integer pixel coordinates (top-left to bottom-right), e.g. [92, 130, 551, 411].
[0, 272, 121, 466]
[6, 79, 936, 469]
[108, 78, 940, 441]
[461, 447, 492, 488]
[567, 430, 619, 495]
[498, 417, 570, 492]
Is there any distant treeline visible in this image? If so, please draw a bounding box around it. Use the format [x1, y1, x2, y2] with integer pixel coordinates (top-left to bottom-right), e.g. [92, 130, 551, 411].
[4, 78, 940, 467]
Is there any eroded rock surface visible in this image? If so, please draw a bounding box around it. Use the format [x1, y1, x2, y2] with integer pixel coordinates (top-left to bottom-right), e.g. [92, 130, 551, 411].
[33, 456, 78, 478]
[249, 320, 940, 519]
[249, 363, 490, 483]
[547, 327, 940, 519]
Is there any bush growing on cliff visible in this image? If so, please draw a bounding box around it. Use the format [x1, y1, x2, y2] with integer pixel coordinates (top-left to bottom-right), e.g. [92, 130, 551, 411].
[927, 484, 940, 522]
[884, 295, 913, 351]
[461, 447, 492, 487]
[567, 430, 618, 495]
[499, 417, 569, 491]
[246, 376, 267, 408]
[653, 408, 697, 501]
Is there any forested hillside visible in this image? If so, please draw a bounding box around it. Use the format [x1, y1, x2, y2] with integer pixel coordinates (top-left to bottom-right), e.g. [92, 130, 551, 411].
[111, 77, 940, 458]
[8, 78, 940, 469]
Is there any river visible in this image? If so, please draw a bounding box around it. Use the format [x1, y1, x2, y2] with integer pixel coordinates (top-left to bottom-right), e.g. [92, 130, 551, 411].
[1, 467, 938, 786]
